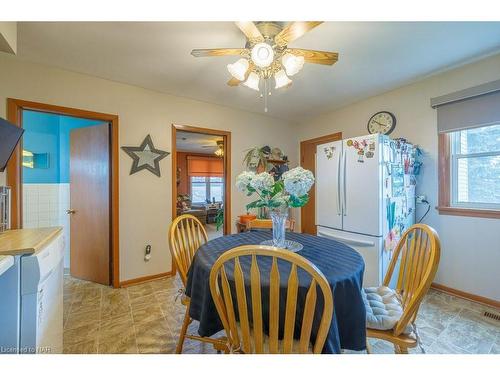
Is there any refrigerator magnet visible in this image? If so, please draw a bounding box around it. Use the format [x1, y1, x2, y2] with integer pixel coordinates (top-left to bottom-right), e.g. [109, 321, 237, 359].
[324, 146, 335, 159]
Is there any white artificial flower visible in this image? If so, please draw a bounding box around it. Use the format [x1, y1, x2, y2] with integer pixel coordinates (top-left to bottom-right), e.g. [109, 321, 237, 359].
[282, 167, 315, 197]
[270, 191, 289, 208]
[236, 171, 256, 192]
[249, 172, 275, 192]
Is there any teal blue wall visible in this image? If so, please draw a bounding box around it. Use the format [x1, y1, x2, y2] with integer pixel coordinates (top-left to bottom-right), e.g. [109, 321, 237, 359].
[23, 111, 61, 183]
[22, 110, 102, 183]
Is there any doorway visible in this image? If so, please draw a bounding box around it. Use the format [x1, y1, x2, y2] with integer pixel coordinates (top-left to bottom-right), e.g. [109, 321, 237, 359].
[300, 132, 342, 234]
[171, 124, 231, 240]
[6, 99, 120, 287]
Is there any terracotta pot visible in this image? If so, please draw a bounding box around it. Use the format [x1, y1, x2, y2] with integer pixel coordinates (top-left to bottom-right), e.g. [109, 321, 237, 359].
[238, 214, 257, 224]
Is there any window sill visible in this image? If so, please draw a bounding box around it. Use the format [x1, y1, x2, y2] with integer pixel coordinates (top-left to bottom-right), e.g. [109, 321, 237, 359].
[437, 206, 500, 219]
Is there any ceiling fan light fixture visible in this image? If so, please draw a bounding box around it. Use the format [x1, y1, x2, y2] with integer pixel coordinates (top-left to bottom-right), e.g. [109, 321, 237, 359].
[251, 43, 274, 68]
[227, 58, 249, 81]
[214, 141, 224, 157]
[274, 69, 292, 89]
[282, 53, 305, 76]
[242, 72, 260, 91]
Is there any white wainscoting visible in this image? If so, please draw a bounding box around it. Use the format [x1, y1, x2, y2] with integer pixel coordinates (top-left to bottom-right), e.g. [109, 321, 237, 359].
[23, 183, 71, 268]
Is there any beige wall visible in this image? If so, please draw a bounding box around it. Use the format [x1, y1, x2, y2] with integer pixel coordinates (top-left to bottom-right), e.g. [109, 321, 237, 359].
[292, 53, 500, 301]
[0, 22, 17, 54]
[0, 54, 297, 283]
[1, 50, 498, 300]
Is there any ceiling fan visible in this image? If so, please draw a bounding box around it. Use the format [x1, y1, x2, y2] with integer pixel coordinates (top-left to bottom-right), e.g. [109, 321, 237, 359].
[202, 140, 224, 157]
[191, 21, 338, 112]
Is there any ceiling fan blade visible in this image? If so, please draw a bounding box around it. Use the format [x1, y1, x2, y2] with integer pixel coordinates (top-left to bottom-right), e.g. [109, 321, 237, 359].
[191, 48, 248, 57]
[235, 22, 264, 43]
[274, 21, 323, 46]
[288, 48, 339, 65]
[227, 77, 241, 86]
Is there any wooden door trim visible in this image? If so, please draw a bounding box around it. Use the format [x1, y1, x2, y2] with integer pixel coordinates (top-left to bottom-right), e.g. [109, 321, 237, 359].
[171, 124, 232, 265]
[6, 98, 120, 288]
[299, 132, 342, 234]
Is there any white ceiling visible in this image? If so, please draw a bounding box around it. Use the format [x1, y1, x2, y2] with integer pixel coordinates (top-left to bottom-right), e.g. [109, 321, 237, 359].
[176, 130, 223, 154]
[16, 22, 500, 123]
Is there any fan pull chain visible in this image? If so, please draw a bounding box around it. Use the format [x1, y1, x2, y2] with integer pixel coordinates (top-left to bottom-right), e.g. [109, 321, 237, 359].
[264, 79, 268, 113]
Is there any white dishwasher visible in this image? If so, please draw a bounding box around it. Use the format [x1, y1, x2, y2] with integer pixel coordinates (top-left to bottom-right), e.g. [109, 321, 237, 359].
[20, 233, 64, 354]
[0, 255, 20, 354]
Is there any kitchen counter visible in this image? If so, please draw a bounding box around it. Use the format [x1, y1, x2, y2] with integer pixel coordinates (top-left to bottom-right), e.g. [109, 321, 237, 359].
[0, 227, 63, 256]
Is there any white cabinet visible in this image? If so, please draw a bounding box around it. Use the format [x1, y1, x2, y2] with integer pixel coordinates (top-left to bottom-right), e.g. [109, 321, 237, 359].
[20, 233, 64, 354]
[0, 255, 20, 354]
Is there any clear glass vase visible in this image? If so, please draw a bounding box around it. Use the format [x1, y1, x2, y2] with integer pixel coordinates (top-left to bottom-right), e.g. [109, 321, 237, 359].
[270, 210, 288, 248]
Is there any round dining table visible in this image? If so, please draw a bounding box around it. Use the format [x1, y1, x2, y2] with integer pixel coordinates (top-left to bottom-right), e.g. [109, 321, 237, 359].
[185, 231, 366, 354]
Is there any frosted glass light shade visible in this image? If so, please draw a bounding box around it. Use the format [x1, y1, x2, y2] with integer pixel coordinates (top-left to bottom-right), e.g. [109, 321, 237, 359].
[274, 70, 292, 89]
[251, 43, 274, 68]
[282, 53, 305, 76]
[227, 58, 249, 81]
[243, 72, 260, 91]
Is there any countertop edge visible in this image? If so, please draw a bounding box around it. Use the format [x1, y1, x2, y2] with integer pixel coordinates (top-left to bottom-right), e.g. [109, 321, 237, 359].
[0, 227, 63, 256]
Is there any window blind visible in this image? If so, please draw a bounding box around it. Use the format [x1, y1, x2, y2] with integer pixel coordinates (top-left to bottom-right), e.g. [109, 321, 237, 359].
[431, 79, 500, 133]
[187, 156, 223, 177]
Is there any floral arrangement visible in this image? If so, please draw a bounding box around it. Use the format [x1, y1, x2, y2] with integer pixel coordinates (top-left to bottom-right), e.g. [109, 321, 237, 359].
[236, 166, 315, 211]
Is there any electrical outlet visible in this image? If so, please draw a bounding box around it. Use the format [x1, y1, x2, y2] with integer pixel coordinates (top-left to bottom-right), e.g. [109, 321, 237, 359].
[416, 195, 427, 204]
[144, 245, 151, 262]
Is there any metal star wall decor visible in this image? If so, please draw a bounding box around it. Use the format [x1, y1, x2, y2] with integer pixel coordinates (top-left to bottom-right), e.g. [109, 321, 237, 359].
[121, 134, 170, 177]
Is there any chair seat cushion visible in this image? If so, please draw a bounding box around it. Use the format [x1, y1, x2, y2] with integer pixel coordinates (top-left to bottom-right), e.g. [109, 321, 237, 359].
[362, 286, 412, 334]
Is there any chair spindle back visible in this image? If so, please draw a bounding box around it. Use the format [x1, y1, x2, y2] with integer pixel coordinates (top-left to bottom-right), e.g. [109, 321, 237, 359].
[209, 245, 334, 354]
[168, 214, 208, 286]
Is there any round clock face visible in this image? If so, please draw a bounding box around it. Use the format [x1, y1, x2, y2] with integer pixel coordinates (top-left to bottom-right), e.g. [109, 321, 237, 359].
[367, 111, 396, 135]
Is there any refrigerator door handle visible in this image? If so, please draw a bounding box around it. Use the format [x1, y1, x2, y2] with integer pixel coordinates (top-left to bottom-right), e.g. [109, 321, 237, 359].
[319, 231, 376, 247]
[337, 152, 342, 216]
[342, 150, 347, 216]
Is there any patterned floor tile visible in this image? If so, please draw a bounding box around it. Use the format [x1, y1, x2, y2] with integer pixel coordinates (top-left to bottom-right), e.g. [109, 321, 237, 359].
[62, 275, 499, 354]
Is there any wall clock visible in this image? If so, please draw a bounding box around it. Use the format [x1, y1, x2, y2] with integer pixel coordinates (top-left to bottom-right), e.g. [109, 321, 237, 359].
[367, 111, 396, 135]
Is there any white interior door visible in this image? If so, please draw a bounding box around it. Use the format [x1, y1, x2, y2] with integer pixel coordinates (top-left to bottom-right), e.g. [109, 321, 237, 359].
[315, 140, 342, 230]
[342, 134, 382, 236]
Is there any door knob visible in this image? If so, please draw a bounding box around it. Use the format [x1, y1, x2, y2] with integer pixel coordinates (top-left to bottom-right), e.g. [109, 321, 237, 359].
[66, 209, 76, 215]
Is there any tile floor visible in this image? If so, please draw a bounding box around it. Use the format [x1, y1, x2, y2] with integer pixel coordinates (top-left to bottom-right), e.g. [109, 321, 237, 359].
[63, 275, 500, 354]
[205, 223, 223, 241]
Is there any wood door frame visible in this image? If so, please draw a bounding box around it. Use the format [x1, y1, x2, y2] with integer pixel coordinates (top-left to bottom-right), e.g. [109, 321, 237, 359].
[299, 132, 342, 234]
[6, 98, 120, 288]
[171, 124, 232, 236]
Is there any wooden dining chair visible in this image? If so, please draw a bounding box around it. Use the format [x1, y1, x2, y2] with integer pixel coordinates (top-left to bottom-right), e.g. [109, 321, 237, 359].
[246, 218, 296, 232]
[364, 224, 441, 354]
[209, 245, 334, 354]
[168, 214, 226, 353]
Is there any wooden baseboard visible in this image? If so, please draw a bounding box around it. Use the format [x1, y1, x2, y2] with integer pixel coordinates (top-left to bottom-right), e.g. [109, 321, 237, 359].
[431, 283, 500, 309]
[120, 271, 174, 288]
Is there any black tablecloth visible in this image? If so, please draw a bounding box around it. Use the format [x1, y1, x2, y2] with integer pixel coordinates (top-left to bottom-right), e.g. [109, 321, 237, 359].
[185, 231, 366, 353]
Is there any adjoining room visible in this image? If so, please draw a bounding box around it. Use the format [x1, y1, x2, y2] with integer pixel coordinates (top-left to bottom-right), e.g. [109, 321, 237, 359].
[174, 130, 226, 240]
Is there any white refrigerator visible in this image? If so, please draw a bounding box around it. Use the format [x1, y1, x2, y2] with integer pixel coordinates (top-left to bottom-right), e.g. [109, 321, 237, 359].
[316, 134, 416, 287]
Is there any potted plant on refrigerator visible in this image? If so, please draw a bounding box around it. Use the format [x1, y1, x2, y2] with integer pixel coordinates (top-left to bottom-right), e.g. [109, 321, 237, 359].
[236, 167, 314, 251]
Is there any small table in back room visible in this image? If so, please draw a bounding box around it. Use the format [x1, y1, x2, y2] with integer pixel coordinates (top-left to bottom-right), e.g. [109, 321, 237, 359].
[185, 231, 366, 354]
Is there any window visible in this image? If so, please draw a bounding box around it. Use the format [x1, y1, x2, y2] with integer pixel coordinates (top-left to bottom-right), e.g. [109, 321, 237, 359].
[434, 81, 500, 219]
[190, 176, 224, 203]
[450, 124, 500, 209]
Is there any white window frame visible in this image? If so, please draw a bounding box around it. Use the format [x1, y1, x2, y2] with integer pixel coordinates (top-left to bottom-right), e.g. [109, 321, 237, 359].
[190, 176, 224, 204]
[450, 128, 500, 210]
